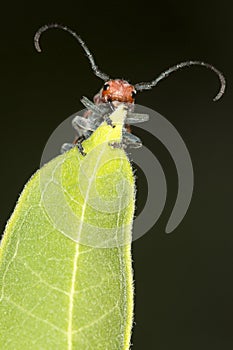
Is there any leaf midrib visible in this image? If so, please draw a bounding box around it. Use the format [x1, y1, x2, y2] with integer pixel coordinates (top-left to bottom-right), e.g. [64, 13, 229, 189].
[67, 243, 80, 350]
[67, 145, 107, 349]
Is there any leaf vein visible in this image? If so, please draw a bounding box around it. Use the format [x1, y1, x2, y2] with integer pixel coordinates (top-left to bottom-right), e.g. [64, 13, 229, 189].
[4, 296, 67, 334]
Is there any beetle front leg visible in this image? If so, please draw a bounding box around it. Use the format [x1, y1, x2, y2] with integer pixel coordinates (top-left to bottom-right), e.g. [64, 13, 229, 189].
[74, 135, 87, 156]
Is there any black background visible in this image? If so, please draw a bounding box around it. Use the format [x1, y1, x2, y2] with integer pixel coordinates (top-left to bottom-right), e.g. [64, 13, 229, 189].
[1, 1, 233, 349]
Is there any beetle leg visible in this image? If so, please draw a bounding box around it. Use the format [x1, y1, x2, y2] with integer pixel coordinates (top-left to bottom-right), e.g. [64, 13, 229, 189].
[104, 114, 115, 127]
[108, 141, 127, 149]
[108, 101, 115, 112]
[60, 143, 74, 154]
[122, 131, 142, 148]
[74, 135, 87, 156]
[81, 96, 103, 115]
[72, 115, 97, 132]
[125, 112, 149, 124]
[81, 96, 115, 128]
[100, 101, 115, 128]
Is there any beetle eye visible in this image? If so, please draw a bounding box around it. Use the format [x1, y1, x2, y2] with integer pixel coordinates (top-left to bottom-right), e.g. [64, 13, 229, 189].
[131, 90, 137, 98]
[103, 83, 110, 91]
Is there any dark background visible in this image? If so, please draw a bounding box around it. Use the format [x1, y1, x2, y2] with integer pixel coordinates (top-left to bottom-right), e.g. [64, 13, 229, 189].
[1, 1, 233, 349]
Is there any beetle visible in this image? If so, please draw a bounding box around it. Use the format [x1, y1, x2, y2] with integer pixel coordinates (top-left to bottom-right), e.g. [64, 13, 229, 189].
[34, 24, 225, 155]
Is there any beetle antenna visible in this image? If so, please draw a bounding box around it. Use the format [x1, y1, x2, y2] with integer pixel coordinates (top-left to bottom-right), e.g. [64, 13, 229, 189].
[34, 24, 110, 81]
[134, 61, 226, 101]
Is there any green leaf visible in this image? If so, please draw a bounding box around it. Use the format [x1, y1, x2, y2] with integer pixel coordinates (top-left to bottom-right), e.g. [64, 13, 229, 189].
[0, 105, 135, 349]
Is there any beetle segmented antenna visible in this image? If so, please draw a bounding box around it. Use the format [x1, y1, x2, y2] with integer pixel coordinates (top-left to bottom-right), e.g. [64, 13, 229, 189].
[34, 24, 110, 81]
[134, 61, 226, 101]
